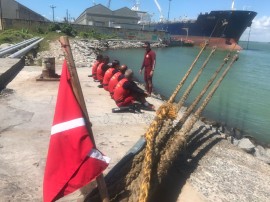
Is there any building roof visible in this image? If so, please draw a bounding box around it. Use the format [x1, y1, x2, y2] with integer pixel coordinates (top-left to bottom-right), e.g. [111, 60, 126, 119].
[14, 0, 49, 21]
[75, 4, 139, 22]
[113, 7, 138, 18]
[85, 4, 112, 15]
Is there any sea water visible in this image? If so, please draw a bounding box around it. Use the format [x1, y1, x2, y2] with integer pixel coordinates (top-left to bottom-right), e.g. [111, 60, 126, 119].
[104, 41, 270, 144]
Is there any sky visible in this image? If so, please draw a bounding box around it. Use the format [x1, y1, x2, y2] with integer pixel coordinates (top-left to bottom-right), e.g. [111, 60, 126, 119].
[15, 0, 270, 42]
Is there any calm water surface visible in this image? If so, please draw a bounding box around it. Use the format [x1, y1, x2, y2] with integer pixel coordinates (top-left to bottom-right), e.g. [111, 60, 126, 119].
[105, 42, 270, 144]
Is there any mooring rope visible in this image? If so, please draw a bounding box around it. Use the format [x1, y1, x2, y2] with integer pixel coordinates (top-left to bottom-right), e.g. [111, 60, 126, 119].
[154, 48, 236, 156]
[157, 54, 239, 182]
[168, 16, 229, 99]
[176, 47, 216, 111]
[133, 53, 239, 202]
[138, 103, 177, 202]
[139, 41, 211, 202]
[167, 42, 208, 104]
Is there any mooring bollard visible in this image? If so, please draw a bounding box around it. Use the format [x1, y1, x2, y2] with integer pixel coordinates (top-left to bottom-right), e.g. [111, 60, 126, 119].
[36, 57, 60, 81]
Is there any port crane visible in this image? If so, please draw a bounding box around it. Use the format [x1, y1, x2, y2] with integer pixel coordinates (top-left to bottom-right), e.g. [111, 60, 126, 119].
[106, 0, 166, 22]
[128, 0, 165, 22]
[153, 0, 164, 22]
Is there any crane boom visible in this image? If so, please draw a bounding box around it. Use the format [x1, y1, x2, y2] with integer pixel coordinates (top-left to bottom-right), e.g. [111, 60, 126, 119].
[154, 0, 164, 22]
[107, 0, 111, 8]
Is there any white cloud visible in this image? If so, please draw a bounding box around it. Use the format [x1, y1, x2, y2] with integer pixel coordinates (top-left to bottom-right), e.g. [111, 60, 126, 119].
[253, 16, 270, 29]
[241, 16, 270, 42]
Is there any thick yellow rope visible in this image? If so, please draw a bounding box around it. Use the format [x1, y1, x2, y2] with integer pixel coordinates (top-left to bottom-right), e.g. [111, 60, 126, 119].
[138, 103, 177, 202]
[138, 42, 209, 202]
[138, 50, 237, 202]
[157, 54, 239, 182]
[168, 42, 208, 103]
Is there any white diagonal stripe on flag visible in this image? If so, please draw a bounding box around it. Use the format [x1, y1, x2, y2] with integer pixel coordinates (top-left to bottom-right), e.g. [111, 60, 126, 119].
[88, 149, 110, 164]
[51, 118, 85, 135]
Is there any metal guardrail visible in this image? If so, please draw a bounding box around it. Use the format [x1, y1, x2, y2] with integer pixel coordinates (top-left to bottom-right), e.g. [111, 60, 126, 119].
[8, 38, 44, 58]
[0, 37, 40, 57]
[0, 37, 44, 90]
[0, 37, 39, 53]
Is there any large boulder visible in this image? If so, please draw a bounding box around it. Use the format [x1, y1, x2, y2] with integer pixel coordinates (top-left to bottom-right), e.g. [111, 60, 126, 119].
[237, 138, 255, 153]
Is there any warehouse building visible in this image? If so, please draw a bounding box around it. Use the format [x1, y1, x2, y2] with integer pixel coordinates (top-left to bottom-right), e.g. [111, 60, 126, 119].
[75, 4, 141, 29]
[0, 0, 48, 21]
[0, 0, 49, 30]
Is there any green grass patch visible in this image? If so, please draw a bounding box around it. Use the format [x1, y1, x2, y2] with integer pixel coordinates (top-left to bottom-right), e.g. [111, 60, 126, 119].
[0, 29, 66, 51]
[0, 25, 118, 52]
[36, 32, 63, 51]
[0, 29, 33, 44]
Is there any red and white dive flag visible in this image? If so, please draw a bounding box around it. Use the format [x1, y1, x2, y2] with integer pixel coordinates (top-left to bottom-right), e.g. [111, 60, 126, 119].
[43, 60, 110, 202]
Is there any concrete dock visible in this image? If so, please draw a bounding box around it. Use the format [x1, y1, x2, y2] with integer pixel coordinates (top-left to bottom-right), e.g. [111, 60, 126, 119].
[0, 52, 270, 202]
[0, 61, 164, 201]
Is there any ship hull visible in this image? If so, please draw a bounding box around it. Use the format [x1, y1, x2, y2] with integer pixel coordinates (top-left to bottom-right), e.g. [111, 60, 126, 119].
[151, 10, 257, 50]
[170, 35, 242, 50]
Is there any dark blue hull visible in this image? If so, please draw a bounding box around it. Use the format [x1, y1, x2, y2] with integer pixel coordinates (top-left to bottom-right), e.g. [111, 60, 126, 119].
[152, 10, 257, 49]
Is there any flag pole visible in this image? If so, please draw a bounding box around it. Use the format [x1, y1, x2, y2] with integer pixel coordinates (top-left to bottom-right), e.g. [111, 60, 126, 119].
[59, 36, 110, 202]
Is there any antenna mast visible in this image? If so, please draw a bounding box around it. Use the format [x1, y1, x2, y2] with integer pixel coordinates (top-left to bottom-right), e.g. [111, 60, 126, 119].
[167, 0, 172, 21]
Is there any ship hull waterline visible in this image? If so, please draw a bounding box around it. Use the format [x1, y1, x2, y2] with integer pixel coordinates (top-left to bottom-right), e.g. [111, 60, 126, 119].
[169, 35, 242, 50]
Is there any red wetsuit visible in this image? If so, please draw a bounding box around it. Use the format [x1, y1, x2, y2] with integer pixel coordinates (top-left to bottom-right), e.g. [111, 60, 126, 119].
[142, 49, 156, 94]
[142, 49, 156, 81]
[103, 68, 116, 91]
[96, 62, 104, 82]
[97, 62, 109, 83]
[113, 78, 135, 107]
[108, 71, 122, 97]
[91, 60, 101, 80]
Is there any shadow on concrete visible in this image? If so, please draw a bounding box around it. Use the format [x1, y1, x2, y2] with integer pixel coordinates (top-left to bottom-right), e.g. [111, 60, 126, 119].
[84, 126, 222, 202]
[150, 126, 222, 202]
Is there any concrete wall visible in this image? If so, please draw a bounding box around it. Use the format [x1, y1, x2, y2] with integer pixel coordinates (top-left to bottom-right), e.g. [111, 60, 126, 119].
[1, 18, 49, 31]
[71, 23, 166, 41]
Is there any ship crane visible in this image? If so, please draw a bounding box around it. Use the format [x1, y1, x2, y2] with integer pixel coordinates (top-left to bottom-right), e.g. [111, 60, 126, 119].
[131, 0, 140, 11]
[107, 0, 111, 8]
[154, 0, 164, 22]
[231, 0, 235, 10]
